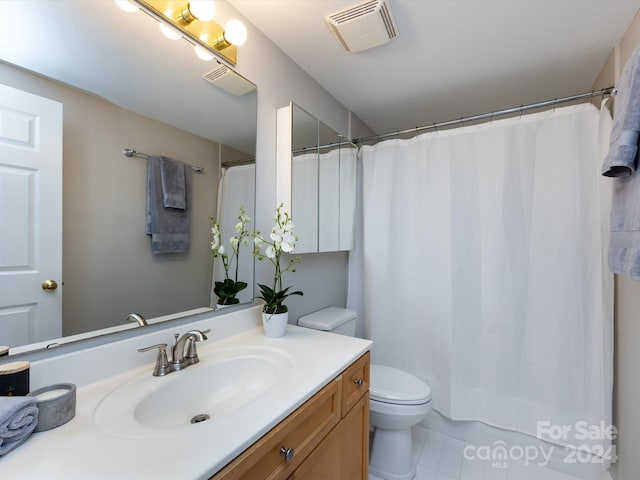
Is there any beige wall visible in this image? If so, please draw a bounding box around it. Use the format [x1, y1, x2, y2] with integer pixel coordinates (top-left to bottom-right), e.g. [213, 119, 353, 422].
[593, 10, 640, 480]
[0, 62, 221, 336]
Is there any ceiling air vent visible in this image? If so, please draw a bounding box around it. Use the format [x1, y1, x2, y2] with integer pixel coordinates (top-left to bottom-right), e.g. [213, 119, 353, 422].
[325, 0, 398, 53]
[202, 64, 256, 96]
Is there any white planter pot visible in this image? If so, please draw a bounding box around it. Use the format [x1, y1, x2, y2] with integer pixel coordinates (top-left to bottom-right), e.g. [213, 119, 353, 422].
[261, 311, 289, 338]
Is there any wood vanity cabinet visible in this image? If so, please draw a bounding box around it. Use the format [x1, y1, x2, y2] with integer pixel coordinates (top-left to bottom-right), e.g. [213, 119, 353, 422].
[211, 352, 370, 480]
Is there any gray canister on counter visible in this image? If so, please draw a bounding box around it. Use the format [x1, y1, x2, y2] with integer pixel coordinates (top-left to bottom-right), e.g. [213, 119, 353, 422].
[27, 383, 77, 431]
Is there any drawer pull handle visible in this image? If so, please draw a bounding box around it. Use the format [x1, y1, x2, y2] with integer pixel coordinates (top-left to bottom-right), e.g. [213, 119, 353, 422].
[280, 447, 295, 462]
[354, 377, 364, 387]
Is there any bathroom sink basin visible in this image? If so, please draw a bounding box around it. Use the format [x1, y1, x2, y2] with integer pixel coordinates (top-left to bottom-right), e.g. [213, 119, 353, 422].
[94, 345, 294, 437]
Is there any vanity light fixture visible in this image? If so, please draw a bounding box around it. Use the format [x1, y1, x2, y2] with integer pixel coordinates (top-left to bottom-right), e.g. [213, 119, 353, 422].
[174, 1, 216, 26]
[130, 0, 247, 65]
[207, 18, 247, 50]
[194, 36, 215, 61]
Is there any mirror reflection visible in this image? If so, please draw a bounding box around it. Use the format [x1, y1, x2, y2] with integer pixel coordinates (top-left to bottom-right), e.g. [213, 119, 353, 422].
[212, 160, 256, 308]
[288, 103, 356, 254]
[0, 1, 257, 354]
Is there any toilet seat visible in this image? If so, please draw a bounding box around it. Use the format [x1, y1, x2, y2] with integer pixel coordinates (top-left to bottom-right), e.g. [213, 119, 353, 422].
[370, 364, 431, 405]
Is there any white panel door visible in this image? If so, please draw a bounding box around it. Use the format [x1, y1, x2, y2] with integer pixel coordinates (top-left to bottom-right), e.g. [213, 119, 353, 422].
[0, 84, 62, 348]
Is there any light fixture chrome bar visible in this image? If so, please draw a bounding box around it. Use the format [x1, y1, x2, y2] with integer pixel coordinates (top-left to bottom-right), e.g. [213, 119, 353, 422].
[354, 87, 617, 145]
[123, 148, 205, 174]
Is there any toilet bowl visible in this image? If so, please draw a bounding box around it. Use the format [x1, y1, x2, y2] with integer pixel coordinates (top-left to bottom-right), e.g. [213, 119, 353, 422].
[369, 364, 432, 480]
[297, 307, 433, 480]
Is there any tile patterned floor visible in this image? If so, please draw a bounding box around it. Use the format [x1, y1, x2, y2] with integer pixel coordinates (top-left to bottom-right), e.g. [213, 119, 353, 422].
[369, 426, 584, 480]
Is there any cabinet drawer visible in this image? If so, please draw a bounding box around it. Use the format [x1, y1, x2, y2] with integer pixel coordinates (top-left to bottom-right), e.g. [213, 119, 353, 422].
[341, 352, 369, 416]
[211, 377, 342, 480]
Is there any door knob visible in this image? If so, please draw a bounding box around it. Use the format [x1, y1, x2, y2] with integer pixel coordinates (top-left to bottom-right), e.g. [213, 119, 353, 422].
[41, 280, 58, 291]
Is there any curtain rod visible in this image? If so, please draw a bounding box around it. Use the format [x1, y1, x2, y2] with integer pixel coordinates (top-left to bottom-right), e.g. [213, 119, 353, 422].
[354, 86, 617, 145]
[122, 148, 205, 174]
[292, 138, 358, 155]
[221, 158, 255, 168]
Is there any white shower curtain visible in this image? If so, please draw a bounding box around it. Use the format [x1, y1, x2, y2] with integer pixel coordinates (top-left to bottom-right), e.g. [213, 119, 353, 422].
[213, 164, 255, 305]
[356, 103, 613, 449]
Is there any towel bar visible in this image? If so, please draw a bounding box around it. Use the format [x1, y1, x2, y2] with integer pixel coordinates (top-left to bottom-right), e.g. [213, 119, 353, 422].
[123, 148, 205, 174]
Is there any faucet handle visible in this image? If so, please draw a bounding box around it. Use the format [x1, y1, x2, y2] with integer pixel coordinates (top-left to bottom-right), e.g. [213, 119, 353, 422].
[138, 343, 170, 376]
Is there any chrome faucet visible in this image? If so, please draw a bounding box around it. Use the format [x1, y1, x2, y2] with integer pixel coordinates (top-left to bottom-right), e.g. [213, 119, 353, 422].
[138, 329, 210, 376]
[171, 329, 209, 370]
[127, 313, 148, 327]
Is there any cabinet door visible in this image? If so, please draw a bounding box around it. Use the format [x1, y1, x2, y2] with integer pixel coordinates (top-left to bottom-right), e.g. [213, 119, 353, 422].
[212, 378, 342, 480]
[341, 352, 370, 415]
[290, 393, 369, 480]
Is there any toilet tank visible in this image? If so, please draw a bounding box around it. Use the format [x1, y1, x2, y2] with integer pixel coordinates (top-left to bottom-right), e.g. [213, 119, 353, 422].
[297, 307, 357, 336]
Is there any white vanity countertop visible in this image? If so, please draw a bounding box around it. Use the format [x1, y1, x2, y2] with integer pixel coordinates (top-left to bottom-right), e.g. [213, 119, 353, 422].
[0, 313, 372, 479]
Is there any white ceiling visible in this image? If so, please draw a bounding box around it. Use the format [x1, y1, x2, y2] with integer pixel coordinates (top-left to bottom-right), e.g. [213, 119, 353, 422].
[231, 0, 640, 136]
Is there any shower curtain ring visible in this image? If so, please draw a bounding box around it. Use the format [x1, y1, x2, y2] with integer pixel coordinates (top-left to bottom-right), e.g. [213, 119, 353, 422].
[433, 122, 438, 133]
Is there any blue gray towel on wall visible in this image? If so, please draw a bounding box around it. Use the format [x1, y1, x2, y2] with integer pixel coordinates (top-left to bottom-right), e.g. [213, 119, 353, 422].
[160, 156, 187, 210]
[146, 155, 193, 254]
[602, 44, 640, 279]
[0, 396, 38, 456]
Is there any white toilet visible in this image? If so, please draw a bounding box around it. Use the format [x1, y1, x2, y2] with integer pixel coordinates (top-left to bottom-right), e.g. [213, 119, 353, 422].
[298, 307, 432, 480]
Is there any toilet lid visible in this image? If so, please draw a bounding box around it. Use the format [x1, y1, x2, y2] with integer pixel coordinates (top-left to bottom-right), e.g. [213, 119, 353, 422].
[370, 364, 432, 405]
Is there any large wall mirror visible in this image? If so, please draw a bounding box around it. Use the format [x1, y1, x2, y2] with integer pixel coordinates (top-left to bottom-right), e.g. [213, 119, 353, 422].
[277, 102, 356, 253]
[0, 1, 257, 355]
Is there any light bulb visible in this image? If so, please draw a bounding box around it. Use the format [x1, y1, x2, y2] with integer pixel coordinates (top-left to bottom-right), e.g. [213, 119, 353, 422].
[224, 19, 247, 46]
[196, 35, 214, 61]
[189, 1, 216, 21]
[114, 0, 138, 13]
[159, 22, 181, 40]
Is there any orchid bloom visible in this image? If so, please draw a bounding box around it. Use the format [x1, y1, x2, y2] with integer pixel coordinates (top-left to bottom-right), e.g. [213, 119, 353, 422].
[210, 206, 251, 282]
[252, 203, 301, 292]
[252, 204, 303, 313]
[210, 223, 222, 254]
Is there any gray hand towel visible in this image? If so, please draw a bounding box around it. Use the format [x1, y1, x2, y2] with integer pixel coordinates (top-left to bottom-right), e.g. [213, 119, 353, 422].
[0, 396, 38, 456]
[146, 156, 193, 254]
[603, 44, 640, 279]
[160, 156, 186, 210]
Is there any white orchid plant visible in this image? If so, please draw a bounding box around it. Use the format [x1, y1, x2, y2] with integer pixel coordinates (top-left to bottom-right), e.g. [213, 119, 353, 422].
[253, 204, 303, 314]
[210, 207, 251, 306]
